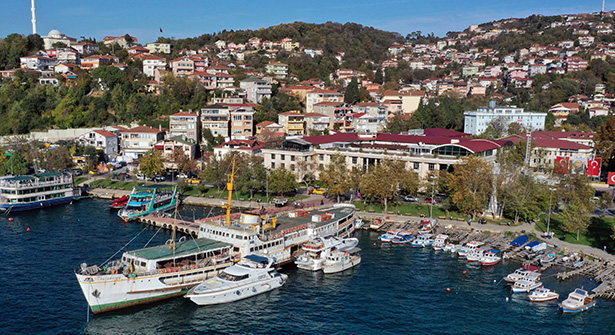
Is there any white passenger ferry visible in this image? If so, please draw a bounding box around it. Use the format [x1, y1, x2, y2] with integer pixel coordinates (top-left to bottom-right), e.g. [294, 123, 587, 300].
[0, 172, 75, 212]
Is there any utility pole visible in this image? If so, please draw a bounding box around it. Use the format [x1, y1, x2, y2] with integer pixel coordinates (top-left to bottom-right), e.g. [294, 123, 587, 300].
[429, 175, 437, 219]
[547, 187, 556, 235]
[524, 132, 532, 166]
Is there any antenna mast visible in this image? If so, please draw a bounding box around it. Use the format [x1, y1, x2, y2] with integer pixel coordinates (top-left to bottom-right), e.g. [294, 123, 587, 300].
[31, 0, 37, 35]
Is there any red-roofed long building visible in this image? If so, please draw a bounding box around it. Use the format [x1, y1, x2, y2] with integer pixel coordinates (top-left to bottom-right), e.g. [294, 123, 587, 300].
[501, 132, 594, 169]
[262, 130, 503, 180]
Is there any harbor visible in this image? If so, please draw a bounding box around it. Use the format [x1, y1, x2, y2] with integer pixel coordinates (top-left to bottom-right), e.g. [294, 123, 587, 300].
[4, 197, 615, 334]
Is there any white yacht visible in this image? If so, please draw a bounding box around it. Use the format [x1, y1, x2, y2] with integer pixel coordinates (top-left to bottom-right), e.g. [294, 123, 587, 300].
[295, 236, 359, 271]
[185, 255, 287, 305]
[322, 247, 361, 274]
[466, 247, 489, 262]
[503, 265, 540, 283]
[511, 272, 542, 293]
[457, 241, 483, 258]
[559, 288, 596, 313]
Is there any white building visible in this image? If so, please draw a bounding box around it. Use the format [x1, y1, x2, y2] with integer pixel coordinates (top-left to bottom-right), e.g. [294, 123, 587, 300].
[142, 55, 167, 77]
[120, 126, 165, 159]
[79, 129, 119, 161]
[464, 105, 547, 136]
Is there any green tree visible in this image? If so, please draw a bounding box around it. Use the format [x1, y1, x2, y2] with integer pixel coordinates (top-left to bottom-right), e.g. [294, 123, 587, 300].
[318, 153, 352, 202]
[91, 66, 128, 90]
[594, 116, 615, 170]
[139, 150, 165, 179]
[359, 159, 419, 212]
[235, 156, 267, 199]
[446, 156, 493, 219]
[3, 151, 27, 175]
[343, 78, 360, 104]
[557, 174, 595, 240]
[268, 167, 298, 195]
[83, 146, 100, 172]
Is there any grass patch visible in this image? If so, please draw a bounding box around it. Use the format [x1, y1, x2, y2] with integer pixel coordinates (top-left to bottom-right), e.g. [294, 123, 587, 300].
[90, 179, 145, 191]
[354, 201, 467, 219]
[74, 177, 89, 185]
[536, 213, 615, 250]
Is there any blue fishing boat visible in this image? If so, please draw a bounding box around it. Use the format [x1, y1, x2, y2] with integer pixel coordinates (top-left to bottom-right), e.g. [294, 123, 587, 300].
[0, 172, 76, 212]
[118, 184, 178, 221]
[391, 232, 414, 244]
[560, 288, 596, 313]
[510, 234, 529, 247]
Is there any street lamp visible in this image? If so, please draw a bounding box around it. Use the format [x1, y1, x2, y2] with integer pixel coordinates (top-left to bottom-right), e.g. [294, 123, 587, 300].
[430, 175, 437, 220]
[547, 187, 556, 235]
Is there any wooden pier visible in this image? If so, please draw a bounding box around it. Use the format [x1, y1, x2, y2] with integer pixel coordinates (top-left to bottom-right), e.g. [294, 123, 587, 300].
[137, 215, 200, 236]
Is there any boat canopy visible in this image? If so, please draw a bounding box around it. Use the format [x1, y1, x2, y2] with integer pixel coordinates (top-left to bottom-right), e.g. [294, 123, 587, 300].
[243, 254, 269, 264]
[525, 241, 540, 248]
[489, 249, 500, 253]
[510, 234, 529, 246]
[522, 264, 540, 272]
[127, 238, 230, 261]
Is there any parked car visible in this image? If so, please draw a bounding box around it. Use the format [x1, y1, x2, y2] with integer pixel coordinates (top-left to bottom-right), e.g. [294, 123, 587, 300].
[154, 175, 166, 182]
[178, 173, 189, 179]
[424, 197, 439, 204]
[402, 195, 419, 202]
[89, 170, 100, 176]
[312, 188, 326, 195]
[70, 168, 83, 176]
[274, 197, 288, 207]
[187, 178, 201, 184]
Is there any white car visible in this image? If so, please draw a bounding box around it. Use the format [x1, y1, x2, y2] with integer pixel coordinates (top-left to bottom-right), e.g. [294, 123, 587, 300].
[402, 195, 419, 202]
[178, 173, 189, 179]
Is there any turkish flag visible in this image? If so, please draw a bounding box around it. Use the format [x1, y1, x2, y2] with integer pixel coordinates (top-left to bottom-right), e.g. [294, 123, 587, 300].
[588, 158, 601, 177]
[608, 172, 615, 185]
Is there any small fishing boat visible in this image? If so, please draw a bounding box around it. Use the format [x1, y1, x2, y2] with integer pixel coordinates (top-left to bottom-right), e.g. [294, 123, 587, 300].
[418, 219, 437, 234]
[504, 264, 540, 283]
[466, 247, 488, 262]
[480, 249, 501, 266]
[529, 287, 559, 302]
[559, 288, 596, 313]
[295, 235, 358, 271]
[411, 234, 434, 248]
[432, 234, 449, 250]
[379, 230, 400, 243]
[458, 241, 483, 258]
[185, 255, 287, 305]
[540, 252, 557, 265]
[109, 195, 129, 209]
[370, 219, 385, 230]
[322, 247, 361, 274]
[391, 232, 414, 244]
[511, 272, 542, 293]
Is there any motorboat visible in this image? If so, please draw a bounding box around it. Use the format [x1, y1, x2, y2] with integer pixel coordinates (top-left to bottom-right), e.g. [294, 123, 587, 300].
[511, 272, 542, 293]
[379, 230, 401, 243]
[559, 288, 596, 313]
[443, 244, 461, 253]
[418, 219, 437, 234]
[411, 234, 434, 248]
[109, 195, 129, 209]
[540, 252, 557, 265]
[432, 234, 449, 250]
[466, 247, 489, 262]
[391, 232, 414, 244]
[322, 247, 361, 274]
[185, 255, 287, 305]
[458, 241, 483, 258]
[504, 265, 540, 283]
[295, 236, 359, 271]
[480, 249, 501, 266]
[529, 287, 559, 302]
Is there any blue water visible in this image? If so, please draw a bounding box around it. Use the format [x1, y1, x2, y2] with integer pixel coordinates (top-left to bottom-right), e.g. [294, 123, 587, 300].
[1, 199, 614, 335]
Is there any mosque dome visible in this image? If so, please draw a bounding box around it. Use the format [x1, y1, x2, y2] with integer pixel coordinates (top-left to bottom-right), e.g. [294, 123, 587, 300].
[48, 29, 61, 37]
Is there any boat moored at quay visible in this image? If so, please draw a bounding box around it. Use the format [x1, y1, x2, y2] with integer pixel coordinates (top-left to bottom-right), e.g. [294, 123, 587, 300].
[0, 172, 76, 212]
[118, 184, 178, 221]
[75, 237, 234, 314]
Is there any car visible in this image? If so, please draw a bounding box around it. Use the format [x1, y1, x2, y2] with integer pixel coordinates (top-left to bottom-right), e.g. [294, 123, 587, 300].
[70, 168, 83, 176]
[178, 173, 189, 179]
[186, 178, 201, 184]
[154, 175, 166, 182]
[424, 197, 439, 204]
[312, 188, 326, 195]
[402, 195, 419, 202]
[274, 197, 288, 207]
[89, 170, 100, 176]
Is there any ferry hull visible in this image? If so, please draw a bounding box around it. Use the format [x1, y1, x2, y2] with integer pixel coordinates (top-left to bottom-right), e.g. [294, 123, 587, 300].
[76, 263, 231, 314]
[0, 196, 74, 212]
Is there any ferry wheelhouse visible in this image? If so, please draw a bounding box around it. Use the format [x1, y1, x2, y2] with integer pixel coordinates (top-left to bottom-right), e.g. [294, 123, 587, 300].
[75, 237, 234, 314]
[0, 172, 75, 212]
[118, 184, 178, 221]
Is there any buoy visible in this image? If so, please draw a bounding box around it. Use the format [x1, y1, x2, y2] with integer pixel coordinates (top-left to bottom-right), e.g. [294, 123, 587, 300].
[506, 297, 509, 302]
[27, 228, 30, 232]
[446, 288, 451, 292]
[373, 243, 377, 246]
[463, 270, 467, 274]
[493, 279, 497, 283]
[8, 218, 13, 221]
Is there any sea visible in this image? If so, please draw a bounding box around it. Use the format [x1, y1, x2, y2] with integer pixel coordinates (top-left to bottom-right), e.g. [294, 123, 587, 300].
[1, 199, 615, 335]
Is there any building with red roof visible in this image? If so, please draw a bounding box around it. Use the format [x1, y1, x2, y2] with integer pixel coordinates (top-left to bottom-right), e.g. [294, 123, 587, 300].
[120, 126, 165, 159]
[78, 129, 120, 161]
[262, 129, 503, 180]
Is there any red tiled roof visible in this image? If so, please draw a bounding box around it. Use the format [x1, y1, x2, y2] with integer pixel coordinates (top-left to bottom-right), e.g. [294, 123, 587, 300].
[171, 111, 198, 117]
[93, 130, 117, 138]
[126, 126, 162, 133]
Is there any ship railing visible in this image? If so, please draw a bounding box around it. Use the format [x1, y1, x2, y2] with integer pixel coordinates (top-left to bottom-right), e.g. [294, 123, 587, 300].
[0, 177, 72, 189]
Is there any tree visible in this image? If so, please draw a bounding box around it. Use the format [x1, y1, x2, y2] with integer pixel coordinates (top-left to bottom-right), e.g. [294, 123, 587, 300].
[359, 159, 419, 212]
[268, 167, 298, 195]
[171, 148, 197, 175]
[484, 116, 507, 138]
[200, 154, 229, 190]
[318, 154, 352, 202]
[83, 146, 100, 172]
[40, 146, 74, 171]
[139, 150, 165, 179]
[295, 159, 316, 188]
[235, 156, 267, 199]
[343, 78, 360, 104]
[91, 66, 128, 90]
[446, 156, 493, 219]
[500, 175, 545, 224]
[3, 151, 27, 175]
[594, 116, 615, 170]
[557, 174, 595, 240]
[374, 68, 384, 84]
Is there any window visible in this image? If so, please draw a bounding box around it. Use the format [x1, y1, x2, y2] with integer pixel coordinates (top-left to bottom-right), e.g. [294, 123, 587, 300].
[271, 154, 275, 159]
[319, 154, 324, 161]
[413, 162, 419, 170]
[428, 163, 435, 171]
[290, 164, 295, 171]
[352, 157, 358, 164]
[290, 156, 295, 161]
[271, 162, 275, 168]
[281, 163, 285, 168]
[281, 155, 285, 160]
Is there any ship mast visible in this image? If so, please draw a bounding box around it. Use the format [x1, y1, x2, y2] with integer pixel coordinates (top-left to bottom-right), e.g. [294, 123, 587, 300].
[223, 158, 236, 226]
[169, 194, 179, 250]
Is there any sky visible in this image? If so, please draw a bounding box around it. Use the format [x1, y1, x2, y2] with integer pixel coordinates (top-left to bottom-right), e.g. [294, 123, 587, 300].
[0, 0, 610, 44]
